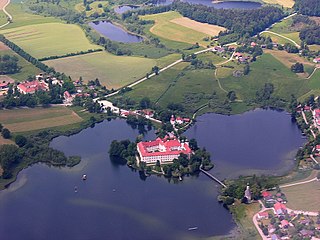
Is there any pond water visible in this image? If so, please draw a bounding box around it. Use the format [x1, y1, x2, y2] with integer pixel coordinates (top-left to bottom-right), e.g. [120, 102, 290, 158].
[0, 110, 304, 240]
[114, 5, 139, 14]
[89, 21, 143, 43]
[0, 119, 235, 240]
[156, 0, 262, 8]
[185, 109, 305, 179]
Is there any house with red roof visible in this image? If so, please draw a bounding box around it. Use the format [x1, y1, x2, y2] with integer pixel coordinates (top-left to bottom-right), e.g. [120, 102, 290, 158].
[0, 82, 9, 90]
[17, 80, 48, 94]
[137, 137, 192, 164]
[261, 191, 272, 198]
[234, 52, 243, 59]
[280, 219, 290, 228]
[257, 211, 269, 220]
[313, 57, 320, 64]
[313, 109, 320, 126]
[274, 202, 287, 215]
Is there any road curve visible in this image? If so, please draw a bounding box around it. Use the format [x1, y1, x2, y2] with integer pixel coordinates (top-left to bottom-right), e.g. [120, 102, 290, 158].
[0, 0, 12, 29]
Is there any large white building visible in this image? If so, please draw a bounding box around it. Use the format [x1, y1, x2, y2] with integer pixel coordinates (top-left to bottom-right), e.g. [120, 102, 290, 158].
[137, 137, 192, 164]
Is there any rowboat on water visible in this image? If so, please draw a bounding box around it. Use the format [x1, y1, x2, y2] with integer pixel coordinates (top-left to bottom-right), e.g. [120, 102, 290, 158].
[188, 227, 198, 231]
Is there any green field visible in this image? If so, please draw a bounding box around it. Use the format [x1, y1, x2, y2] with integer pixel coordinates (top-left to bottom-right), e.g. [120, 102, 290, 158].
[282, 179, 320, 212]
[0, 106, 83, 133]
[44, 51, 157, 89]
[141, 11, 217, 49]
[3, 3, 62, 30]
[218, 54, 310, 101]
[0, 22, 101, 59]
[75, 1, 109, 16]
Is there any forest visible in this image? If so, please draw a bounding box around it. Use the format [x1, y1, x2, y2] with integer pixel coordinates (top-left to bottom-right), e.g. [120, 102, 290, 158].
[0, 55, 20, 74]
[294, 0, 320, 17]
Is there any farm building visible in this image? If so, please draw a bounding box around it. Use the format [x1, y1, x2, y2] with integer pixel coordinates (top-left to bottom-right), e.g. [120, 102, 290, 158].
[17, 80, 49, 94]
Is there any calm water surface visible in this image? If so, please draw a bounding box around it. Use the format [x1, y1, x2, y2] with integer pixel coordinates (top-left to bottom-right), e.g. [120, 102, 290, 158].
[185, 109, 305, 178]
[157, 0, 261, 8]
[89, 21, 143, 43]
[114, 5, 139, 14]
[0, 119, 235, 240]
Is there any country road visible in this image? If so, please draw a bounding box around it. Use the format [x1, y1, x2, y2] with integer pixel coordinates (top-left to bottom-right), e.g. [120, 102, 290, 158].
[260, 30, 301, 48]
[0, 0, 12, 29]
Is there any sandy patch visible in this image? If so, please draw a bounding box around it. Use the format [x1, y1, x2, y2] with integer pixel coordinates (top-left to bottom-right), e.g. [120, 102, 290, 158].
[0, 42, 9, 51]
[0, 0, 9, 10]
[262, 0, 294, 8]
[170, 17, 226, 36]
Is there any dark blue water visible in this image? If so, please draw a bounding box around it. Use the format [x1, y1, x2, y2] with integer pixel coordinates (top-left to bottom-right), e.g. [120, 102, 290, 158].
[0, 119, 235, 240]
[89, 21, 143, 43]
[114, 5, 139, 14]
[185, 109, 305, 179]
[155, 0, 261, 8]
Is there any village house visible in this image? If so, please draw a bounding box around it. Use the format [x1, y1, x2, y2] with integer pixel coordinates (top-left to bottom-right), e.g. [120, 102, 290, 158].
[274, 202, 287, 215]
[0, 82, 9, 91]
[234, 52, 243, 59]
[313, 109, 320, 126]
[313, 57, 320, 64]
[63, 91, 74, 104]
[17, 80, 49, 94]
[257, 211, 269, 220]
[170, 115, 190, 126]
[137, 137, 192, 164]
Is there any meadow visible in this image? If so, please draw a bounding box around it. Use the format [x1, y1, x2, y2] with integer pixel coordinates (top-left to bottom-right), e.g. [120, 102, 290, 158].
[261, 0, 294, 8]
[3, 3, 62, 29]
[44, 51, 157, 89]
[75, 1, 109, 17]
[0, 22, 101, 59]
[282, 180, 320, 212]
[0, 106, 83, 133]
[0, 42, 40, 81]
[141, 11, 226, 48]
[218, 54, 310, 101]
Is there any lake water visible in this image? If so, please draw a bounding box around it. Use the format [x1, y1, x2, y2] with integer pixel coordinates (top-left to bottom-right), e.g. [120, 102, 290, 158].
[114, 5, 139, 14]
[156, 0, 261, 8]
[0, 119, 235, 240]
[0, 110, 304, 240]
[89, 21, 143, 43]
[185, 109, 305, 179]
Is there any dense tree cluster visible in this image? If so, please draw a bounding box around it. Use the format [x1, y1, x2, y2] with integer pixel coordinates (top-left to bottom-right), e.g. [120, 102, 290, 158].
[28, 0, 85, 24]
[300, 25, 320, 45]
[291, 62, 304, 73]
[219, 175, 277, 206]
[0, 54, 20, 74]
[172, 2, 285, 44]
[294, 0, 320, 16]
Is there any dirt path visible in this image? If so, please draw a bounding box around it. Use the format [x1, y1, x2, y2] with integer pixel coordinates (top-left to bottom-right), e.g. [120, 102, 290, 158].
[261, 30, 300, 48]
[280, 177, 318, 188]
[0, 0, 12, 29]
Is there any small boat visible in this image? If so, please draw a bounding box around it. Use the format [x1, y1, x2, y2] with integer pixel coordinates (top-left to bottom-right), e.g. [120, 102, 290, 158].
[82, 174, 87, 180]
[179, 176, 182, 181]
[112, 189, 116, 192]
[188, 227, 198, 231]
[74, 186, 78, 193]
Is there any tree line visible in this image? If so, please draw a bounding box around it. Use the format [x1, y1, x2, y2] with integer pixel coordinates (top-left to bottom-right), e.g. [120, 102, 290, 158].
[294, 0, 320, 17]
[38, 49, 103, 61]
[0, 35, 55, 73]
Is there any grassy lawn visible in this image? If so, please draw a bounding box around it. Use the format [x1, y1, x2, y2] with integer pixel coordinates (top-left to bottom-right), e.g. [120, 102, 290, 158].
[197, 52, 227, 64]
[0, 106, 83, 133]
[44, 51, 157, 89]
[0, 46, 40, 81]
[3, 3, 62, 29]
[118, 42, 173, 59]
[141, 11, 225, 48]
[218, 53, 311, 101]
[229, 201, 260, 240]
[75, 1, 109, 16]
[282, 178, 320, 212]
[264, 49, 314, 70]
[0, 22, 101, 59]
[261, 32, 296, 45]
[262, 0, 294, 8]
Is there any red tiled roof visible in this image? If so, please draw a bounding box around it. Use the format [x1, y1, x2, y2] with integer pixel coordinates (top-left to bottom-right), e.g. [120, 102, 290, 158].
[274, 202, 286, 211]
[0, 82, 8, 88]
[18, 80, 48, 93]
[137, 138, 192, 157]
[258, 211, 268, 217]
[281, 220, 289, 227]
[261, 191, 272, 198]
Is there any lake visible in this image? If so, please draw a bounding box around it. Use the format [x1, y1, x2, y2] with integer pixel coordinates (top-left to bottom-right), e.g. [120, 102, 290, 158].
[156, 0, 262, 8]
[89, 21, 143, 43]
[185, 109, 305, 179]
[0, 110, 304, 239]
[0, 119, 235, 240]
[114, 5, 139, 14]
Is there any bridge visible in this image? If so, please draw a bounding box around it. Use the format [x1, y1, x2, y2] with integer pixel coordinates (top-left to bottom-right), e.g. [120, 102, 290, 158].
[200, 168, 227, 188]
